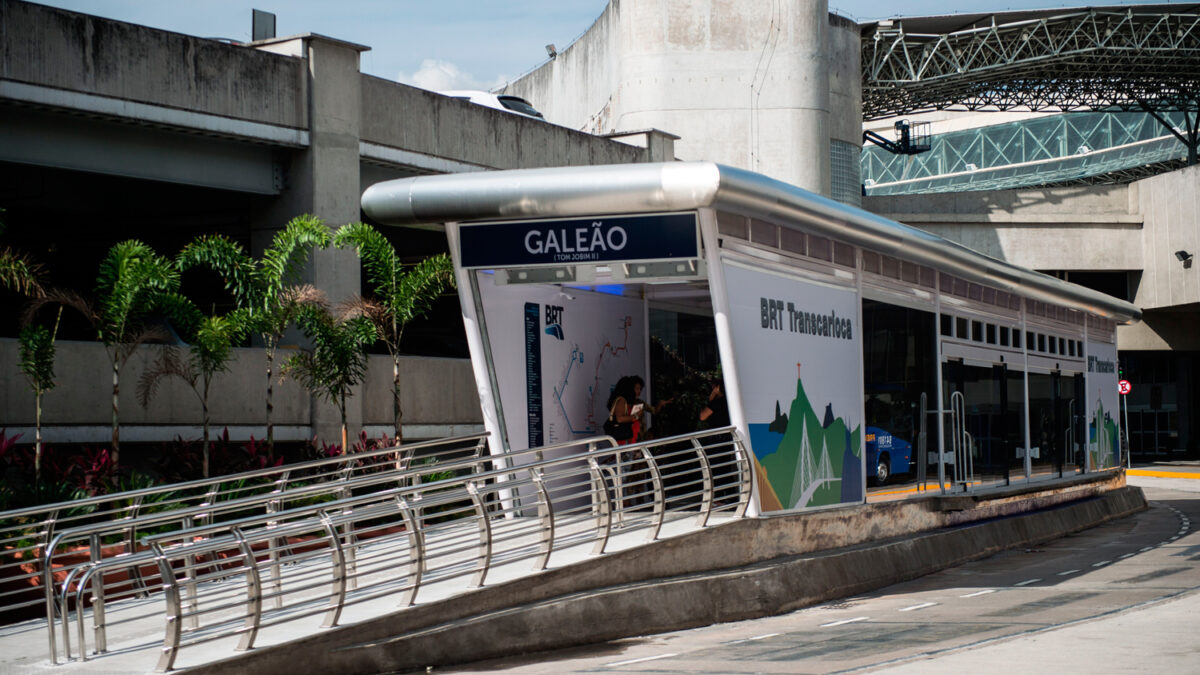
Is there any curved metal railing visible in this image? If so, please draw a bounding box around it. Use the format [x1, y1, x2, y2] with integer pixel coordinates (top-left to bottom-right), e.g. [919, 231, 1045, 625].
[0, 433, 490, 630]
[3, 428, 750, 671]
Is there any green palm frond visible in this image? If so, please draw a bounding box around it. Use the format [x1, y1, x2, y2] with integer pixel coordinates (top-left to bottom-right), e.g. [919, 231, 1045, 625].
[260, 214, 331, 290]
[334, 222, 402, 299]
[18, 323, 57, 393]
[283, 305, 376, 408]
[177, 234, 259, 305]
[192, 313, 245, 378]
[95, 240, 181, 346]
[394, 253, 454, 323]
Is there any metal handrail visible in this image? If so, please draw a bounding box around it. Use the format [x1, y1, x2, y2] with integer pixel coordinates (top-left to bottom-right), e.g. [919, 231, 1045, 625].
[32, 427, 751, 671]
[0, 433, 489, 625]
[36, 439, 503, 663]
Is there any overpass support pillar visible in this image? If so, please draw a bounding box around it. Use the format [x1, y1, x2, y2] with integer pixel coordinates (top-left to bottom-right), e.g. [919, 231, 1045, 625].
[255, 34, 370, 448]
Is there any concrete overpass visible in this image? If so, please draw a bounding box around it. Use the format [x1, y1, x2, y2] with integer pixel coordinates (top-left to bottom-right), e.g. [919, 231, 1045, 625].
[0, 0, 675, 446]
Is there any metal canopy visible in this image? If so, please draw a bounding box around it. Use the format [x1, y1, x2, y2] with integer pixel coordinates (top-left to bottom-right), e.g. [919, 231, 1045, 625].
[862, 4, 1200, 120]
[360, 161, 1141, 323]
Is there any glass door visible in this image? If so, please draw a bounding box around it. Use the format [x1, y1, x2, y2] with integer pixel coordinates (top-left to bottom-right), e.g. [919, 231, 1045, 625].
[942, 359, 1014, 491]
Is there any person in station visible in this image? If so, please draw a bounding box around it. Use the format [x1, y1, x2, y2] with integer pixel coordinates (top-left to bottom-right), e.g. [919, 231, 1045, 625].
[698, 378, 736, 504]
[699, 379, 729, 428]
[629, 375, 673, 441]
[606, 376, 643, 446]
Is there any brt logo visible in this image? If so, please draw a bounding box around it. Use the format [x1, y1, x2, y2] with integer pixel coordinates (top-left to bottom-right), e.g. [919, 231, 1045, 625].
[544, 304, 565, 340]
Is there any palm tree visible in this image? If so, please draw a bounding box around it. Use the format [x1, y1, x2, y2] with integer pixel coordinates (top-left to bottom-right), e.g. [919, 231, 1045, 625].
[283, 301, 377, 450]
[26, 242, 198, 472]
[138, 311, 248, 477]
[177, 215, 331, 454]
[17, 307, 61, 484]
[334, 223, 454, 442]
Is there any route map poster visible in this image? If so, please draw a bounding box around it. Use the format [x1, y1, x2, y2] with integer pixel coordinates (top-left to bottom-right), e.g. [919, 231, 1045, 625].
[477, 275, 646, 453]
[722, 261, 864, 513]
[1086, 339, 1120, 470]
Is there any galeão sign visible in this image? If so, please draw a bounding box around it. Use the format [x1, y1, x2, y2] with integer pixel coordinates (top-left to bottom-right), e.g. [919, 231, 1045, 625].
[458, 212, 699, 269]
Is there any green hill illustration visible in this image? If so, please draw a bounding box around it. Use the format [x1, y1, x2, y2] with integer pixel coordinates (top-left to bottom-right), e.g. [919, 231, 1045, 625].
[757, 370, 861, 509]
[1089, 397, 1119, 470]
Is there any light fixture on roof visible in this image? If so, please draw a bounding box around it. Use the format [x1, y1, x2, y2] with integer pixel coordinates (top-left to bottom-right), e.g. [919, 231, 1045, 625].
[1176, 250, 1193, 269]
[545, 44, 557, 59]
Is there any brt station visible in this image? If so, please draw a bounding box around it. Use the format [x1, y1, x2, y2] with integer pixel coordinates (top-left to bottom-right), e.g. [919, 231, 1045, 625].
[362, 161, 1141, 513]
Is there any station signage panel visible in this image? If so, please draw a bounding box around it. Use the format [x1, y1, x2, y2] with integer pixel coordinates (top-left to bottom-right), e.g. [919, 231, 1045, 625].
[458, 212, 699, 269]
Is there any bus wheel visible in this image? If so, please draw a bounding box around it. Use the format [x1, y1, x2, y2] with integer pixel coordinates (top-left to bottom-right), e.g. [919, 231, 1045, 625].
[876, 454, 890, 484]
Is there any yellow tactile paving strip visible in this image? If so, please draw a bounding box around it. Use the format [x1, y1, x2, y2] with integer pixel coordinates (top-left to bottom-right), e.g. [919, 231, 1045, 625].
[1128, 468, 1200, 479]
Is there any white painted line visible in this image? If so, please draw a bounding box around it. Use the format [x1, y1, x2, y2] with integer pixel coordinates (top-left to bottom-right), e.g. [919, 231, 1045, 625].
[961, 589, 996, 598]
[1058, 569, 1081, 576]
[899, 602, 938, 612]
[605, 653, 677, 667]
[821, 617, 870, 627]
[1170, 536, 1180, 541]
[1161, 541, 1171, 546]
[1092, 561, 1111, 567]
[1014, 579, 1042, 587]
[1141, 546, 1153, 552]
[1120, 553, 1136, 559]
[748, 633, 780, 641]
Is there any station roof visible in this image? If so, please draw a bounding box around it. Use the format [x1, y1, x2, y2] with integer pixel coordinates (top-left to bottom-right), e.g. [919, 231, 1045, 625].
[361, 161, 1140, 323]
[861, 4, 1200, 120]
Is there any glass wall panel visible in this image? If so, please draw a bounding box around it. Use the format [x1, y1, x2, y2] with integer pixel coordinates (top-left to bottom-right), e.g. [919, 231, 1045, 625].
[1005, 369, 1027, 482]
[942, 360, 1013, 490]
[1028, 371, 1084, 479]
[1028, 372, 1060, 480]
[863, 300, 937, 501]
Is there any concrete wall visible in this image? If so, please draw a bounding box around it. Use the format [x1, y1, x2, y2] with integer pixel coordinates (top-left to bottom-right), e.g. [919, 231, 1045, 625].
[1133, 162, 1200, 310]
[501, 0, 861, 196]
[360, 76, 649, 169]
[864, 184, 1144, 271]
[0, 339, 482, 442]
[0, 1, 672, 445]
[0, 0, 306, 129]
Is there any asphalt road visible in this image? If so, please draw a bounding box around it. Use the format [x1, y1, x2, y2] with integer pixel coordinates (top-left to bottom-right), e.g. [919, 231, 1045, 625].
[435, 470, 1200, 675]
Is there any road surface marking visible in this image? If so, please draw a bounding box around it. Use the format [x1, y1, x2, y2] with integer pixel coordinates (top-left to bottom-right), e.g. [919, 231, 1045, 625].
[1058, 569, 1080, 576]
[899, 602, 938, 612]
[961, 589, 995, 598]
[605, 653, 677, 667]
[1120, 552, 1135, 559]
[1014, 578, 1042, 586]
[1092, 560, 1111, 567]
[1140, 546, 1153, 552]
[821, 617, 869, 627]
[748, 633, 779, 641]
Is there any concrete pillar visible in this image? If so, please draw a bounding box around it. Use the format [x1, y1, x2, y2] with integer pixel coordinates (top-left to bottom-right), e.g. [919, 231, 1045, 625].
[784, 0, 831, 196]
[255, 34, 369, 447]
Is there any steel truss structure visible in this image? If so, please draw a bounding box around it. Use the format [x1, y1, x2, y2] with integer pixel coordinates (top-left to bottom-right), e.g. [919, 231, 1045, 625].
[862, 110, 1191, 194]
[862, 6, 1200, 120]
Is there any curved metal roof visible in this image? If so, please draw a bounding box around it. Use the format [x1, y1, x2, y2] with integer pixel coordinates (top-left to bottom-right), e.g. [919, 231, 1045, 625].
[361, 162, 1140, 323]
[862, 4, 1200, 120]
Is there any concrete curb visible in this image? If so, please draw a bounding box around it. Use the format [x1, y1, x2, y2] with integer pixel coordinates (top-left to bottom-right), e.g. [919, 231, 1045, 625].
[191, 485, 1145, 674]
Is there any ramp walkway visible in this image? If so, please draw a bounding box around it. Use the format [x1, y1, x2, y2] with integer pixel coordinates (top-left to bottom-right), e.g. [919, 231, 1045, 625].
[0, 429, 750, 672]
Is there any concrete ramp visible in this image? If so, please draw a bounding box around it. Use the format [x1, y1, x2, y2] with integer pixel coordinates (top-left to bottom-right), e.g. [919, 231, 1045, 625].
[184, 479, 1145, 674]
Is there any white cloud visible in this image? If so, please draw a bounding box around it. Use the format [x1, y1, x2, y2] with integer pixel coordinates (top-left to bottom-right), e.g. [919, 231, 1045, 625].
[398, 59, 507, 92]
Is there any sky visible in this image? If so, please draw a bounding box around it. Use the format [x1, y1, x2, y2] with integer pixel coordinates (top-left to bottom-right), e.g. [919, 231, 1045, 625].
[34, 0, 1163, 92]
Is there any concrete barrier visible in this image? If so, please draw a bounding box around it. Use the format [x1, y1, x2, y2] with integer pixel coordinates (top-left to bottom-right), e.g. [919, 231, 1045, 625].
[186, 478, 1144, 674]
